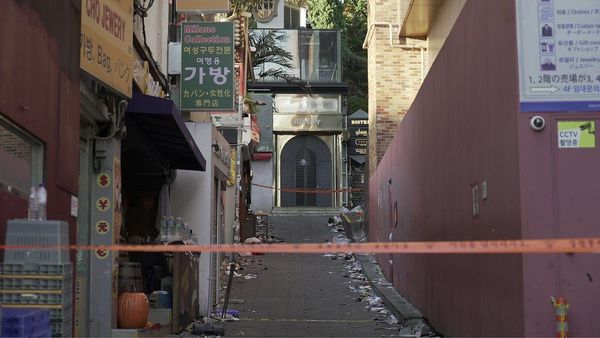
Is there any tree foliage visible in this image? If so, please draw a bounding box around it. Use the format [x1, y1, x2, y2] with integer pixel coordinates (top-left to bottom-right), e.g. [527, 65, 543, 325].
[308, 0, 368, 113]
[341, 0, 368, 114]
[307, 0, 344, 29]
[249, 29, 294, 80]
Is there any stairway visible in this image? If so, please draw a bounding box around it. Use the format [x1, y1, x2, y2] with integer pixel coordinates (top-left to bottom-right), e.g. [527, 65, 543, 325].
[271, 207, 342, 216]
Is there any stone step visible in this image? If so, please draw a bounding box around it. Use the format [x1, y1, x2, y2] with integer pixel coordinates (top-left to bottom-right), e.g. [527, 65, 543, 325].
[271, 207, 341, 216]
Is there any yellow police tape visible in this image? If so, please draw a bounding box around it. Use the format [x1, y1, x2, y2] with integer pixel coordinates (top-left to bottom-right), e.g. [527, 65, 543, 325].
[2, 237, 600, 254]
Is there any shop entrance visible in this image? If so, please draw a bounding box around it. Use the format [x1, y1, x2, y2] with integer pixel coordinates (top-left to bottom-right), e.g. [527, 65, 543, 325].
[281, 135, 332, 207]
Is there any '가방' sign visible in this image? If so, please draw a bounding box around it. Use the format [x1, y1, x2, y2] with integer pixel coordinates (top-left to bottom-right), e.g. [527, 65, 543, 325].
[80, 0, 133, 97]
[516, 0, 600, 112]
[181, 22, 235, 111]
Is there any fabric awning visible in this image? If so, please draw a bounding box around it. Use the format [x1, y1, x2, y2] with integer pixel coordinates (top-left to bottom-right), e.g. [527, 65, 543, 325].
[126, 92, 206, 171]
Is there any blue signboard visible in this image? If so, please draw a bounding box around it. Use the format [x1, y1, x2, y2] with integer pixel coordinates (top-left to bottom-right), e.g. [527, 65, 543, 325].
[516, 0, 600, 112]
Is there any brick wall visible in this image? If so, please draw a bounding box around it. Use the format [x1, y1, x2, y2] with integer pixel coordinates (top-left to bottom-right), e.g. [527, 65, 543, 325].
[367, 0, 423, 177]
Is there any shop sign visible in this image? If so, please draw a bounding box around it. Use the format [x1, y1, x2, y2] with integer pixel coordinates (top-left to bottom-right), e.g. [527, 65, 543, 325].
[176, 0, 229, 13]
[181, 22, 235, 111]
[348, 137, 368, 155]
[516, 0, 600, 112]
[348, 117, 368, 156]
[348, 147, 367, 155]
[95, 249, 109, 259]
[557, 121, 596, 148]
[81, 0, 133, 97]
[274, 94, 341, 115]
[96, 220, 111, 235]
[273, 114, 342, 131]
[349, 118, 368, 126]
[348, 127, 368, 138]
[96, 173, 111, 188]
[96, 197, 111, 211]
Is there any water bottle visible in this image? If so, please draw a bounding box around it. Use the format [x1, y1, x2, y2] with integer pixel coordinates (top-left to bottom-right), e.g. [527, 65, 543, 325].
[28, 187, 38, 220]
[159, 217, 168, 242]
[176, 217, 184, 240]
[167, 216, 175, 242]
[36, 184, 47, 221]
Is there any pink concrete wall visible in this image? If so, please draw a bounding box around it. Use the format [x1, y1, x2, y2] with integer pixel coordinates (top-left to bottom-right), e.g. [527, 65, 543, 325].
[368, 0, 526, 335]
[519, 113, 600, 335]
[369, 0, 600, 335]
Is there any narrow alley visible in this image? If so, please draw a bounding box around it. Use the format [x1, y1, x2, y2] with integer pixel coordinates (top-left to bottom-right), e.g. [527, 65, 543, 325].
[223, 216, 401, 337]
[2, 0, 600, 337]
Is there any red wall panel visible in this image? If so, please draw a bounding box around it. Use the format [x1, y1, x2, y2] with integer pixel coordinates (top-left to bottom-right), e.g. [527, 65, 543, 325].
[369, 0, 524, 335]
[0, 1, 79, 242]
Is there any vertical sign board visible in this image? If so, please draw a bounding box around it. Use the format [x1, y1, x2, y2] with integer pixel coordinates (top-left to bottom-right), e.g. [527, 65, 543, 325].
[88, 139, 118, 337]
[348, 118, 368, 155]
[516, 0, 600, 112]
[181, 22, 235, 111]
[81, 0, 133, 97]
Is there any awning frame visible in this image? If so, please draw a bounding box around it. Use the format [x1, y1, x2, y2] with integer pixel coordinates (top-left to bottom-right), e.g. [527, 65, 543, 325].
[125, 92, 207, 171]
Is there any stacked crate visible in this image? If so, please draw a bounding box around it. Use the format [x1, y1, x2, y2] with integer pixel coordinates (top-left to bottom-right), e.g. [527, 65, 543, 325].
[1, 220, 72, 338]
[1, 308, 51, 337]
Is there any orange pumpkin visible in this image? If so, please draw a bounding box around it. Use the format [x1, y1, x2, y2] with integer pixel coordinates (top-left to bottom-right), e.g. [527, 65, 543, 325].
[118, 291, 149, 329]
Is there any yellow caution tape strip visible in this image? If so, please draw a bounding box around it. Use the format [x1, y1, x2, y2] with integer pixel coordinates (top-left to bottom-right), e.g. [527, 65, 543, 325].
[1, 237, 600, 254]
[239, 318, 374, 323]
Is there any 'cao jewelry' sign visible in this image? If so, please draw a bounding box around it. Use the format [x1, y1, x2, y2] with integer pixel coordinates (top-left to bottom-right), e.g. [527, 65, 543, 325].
[181, 22, 235, 111]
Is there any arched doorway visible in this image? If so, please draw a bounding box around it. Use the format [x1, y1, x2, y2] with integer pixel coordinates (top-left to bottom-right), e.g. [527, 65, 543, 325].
[280, 135, 332, 207]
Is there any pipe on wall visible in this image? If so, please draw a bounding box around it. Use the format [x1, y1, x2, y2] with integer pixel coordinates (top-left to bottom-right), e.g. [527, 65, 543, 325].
[362, 22, 428, 82]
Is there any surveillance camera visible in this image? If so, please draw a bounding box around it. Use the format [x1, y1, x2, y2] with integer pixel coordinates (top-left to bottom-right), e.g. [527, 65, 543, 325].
[530, 116, 546, 131]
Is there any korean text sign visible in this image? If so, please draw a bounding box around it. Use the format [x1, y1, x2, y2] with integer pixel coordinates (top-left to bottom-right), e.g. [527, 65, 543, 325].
[516, 0, 600, 112]
[81, 0, 133, 98]
[181, 22, 235, 111]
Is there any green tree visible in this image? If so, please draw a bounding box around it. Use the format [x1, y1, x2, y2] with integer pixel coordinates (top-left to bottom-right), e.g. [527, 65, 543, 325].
[307, 0, 344, 29]
[307, 0, 368, 113]
[341, 0, 368, 113]
[250, 29, 294, 80]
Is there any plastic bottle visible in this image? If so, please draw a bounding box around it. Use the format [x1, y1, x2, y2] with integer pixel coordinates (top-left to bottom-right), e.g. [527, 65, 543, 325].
[36, 184, 47, 221]
[176, 217, 184, 240]
[159, 217, 168, 242]
[28, 187, 38, 221]
[167, 216, 175, 242]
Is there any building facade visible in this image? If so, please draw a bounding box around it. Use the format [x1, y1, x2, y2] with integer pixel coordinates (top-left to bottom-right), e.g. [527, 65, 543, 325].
[367, 0, 600, 336]
[249, 3, 348, 211]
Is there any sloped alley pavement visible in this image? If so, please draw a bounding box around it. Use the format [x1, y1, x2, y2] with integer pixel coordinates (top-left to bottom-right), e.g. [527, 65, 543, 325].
[222, 215, 401, 337]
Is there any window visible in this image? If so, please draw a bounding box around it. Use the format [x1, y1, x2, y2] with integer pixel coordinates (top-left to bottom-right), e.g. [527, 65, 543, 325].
[0, 114, 44, 197]
[284, 5, 300, 29]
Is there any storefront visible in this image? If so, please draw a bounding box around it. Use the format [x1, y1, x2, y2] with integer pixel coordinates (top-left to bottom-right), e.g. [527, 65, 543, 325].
[170, 122, 232, 318]
[272, 94, 344, 208]
[122, 92, 207, 331]
[80, 92, 208, 337]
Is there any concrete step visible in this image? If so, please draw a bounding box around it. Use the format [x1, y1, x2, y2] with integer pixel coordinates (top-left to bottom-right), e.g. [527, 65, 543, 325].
[271, 207, 341, 216]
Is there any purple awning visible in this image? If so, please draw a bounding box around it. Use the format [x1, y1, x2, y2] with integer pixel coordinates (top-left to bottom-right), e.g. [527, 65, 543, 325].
[126, 92, 206, 171]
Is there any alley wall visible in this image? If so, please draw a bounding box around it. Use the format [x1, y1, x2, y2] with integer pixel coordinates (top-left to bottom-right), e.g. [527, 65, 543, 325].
[368, 0, 525, 335]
